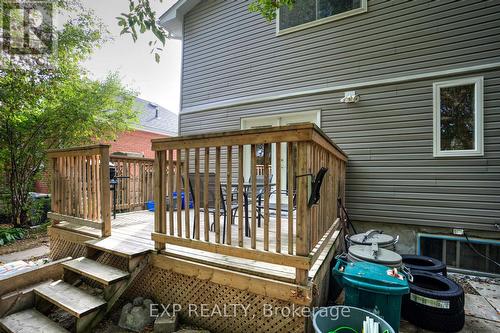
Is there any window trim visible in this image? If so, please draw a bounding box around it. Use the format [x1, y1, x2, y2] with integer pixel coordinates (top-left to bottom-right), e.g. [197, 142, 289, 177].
[276, 0, 368, 36]
[433, 76, 484, 157]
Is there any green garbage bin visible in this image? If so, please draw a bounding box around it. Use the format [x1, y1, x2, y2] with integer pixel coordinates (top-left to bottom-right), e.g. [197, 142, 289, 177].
[313, 306, 395, 333]
[333, 260, 409, 332]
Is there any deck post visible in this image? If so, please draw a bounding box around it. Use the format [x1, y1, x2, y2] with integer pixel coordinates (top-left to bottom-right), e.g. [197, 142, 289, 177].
[295, 141, 311, 285]
[154, 150, 167, 250]
[99, 145, 111, 237]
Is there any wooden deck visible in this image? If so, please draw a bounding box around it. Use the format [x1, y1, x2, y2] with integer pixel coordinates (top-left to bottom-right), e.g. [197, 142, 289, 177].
[55, 209, 335, 284]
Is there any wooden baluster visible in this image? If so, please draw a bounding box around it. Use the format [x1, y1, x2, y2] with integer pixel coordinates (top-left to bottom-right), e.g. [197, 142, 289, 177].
[154, 150, 166, 250]
[226, 146, 232, 245]
[287, 142, 294, 255]
[87, 156, 93, 220]
[203, 148, 210, 242]
[50, 157, 57, 215]
[184, 148, 190, 238]
[214, 146, 221, 244]
[69, 156, 74, 215]
[311, 145, 318, 247]
[238, 145, 244, 247]
[263, 143, 270, 251]
[82, 156, 88, 220]
[194, 148, 201, 240]
[275, 143, 281, 253]
[100, 147, 111, 236]
[296, 141, 311, 285]
[168, 150, 175, 235]
[95, 155, 101, 222]
[176, 149, 182, 237]
[251, 144, 257, 250]
[92, 155, 98, 221]
[75, 156, 80, 218]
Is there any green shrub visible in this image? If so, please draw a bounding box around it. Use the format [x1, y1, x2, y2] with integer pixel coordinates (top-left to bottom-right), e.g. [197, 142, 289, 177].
[0, 227, 27, 246]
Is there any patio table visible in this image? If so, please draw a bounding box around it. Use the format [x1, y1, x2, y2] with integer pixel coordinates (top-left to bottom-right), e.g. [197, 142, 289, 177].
[221, 182, 276, 237]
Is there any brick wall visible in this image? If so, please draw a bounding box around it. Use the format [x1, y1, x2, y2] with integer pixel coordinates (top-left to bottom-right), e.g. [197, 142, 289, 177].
[108, 130, 167, 159]
[34, 130, 170, 194]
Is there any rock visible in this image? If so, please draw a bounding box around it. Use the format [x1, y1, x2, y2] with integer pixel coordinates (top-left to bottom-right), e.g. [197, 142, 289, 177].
[175, 330, 210, 333]
[118, 299, 155, 332]
[154, 311, 178, 333]
[133, 297, 144, 306]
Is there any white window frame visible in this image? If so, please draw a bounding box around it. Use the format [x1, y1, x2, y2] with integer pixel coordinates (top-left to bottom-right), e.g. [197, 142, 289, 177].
[276, 0, 368, 36]
[433, 77, 484, 157]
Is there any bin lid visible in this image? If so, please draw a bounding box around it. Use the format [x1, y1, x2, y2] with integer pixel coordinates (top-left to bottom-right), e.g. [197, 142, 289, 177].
[349, 230, 396, 246]
[348, 244, 402, 266]
[341, 261, 409, 294]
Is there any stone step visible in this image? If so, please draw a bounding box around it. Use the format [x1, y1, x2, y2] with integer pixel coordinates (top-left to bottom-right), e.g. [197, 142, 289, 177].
[63, 257, 129, 286]
[34, 280, 106, 318]
[0, 309, 69, 333]
[85, 238, 151, 258]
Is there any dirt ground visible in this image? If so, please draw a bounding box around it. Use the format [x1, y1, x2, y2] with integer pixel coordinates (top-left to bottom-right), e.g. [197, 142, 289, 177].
[0, 224, 49, 261]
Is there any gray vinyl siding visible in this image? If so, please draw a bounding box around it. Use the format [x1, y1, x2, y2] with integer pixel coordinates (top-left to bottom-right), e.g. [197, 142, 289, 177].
[179, 69, 500, 231]
[181, 0, 500, 109]
[177, 0, 500, 231]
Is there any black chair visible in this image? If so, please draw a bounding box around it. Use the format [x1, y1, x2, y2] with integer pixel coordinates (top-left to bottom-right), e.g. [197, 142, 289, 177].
[248, 174, 273, 227]
[187, 173, 238, 243]
[256, 189, 296, 223]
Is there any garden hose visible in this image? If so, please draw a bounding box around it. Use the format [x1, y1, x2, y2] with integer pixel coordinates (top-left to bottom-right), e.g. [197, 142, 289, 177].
[328, 327, 390, 333]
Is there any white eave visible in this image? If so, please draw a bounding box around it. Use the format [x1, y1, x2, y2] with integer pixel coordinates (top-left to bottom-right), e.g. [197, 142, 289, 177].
[158, 0, 201, 40]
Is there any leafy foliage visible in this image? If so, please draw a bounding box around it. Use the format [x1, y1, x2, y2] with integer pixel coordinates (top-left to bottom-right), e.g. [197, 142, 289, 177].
[0, 227, 26, 246]
[118, 0, 295, 61]
[0, 2, 138, 226]
[118, 0, 169, 63]
[248, 0, 296, 22]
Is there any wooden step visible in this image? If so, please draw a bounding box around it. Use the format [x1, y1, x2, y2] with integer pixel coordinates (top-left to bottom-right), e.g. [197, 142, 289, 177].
[63, 257, 129, 286]
[34, 280, 106, 318]
[0, 309, 69, 333]
[85, 238, 151, 258]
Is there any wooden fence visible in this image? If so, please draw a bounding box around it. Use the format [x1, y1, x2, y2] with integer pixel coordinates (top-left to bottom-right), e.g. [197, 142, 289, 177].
[150, 124, 347, 285]
[47, 145, 111, 236]
[110, 156, 155, 211]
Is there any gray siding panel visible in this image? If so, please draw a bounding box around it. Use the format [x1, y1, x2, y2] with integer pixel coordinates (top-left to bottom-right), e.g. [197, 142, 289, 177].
[181, 0, 500, 108]
[179, 70, 500, 230]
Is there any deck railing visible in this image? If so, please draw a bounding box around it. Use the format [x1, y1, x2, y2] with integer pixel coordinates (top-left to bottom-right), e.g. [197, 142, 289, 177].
[151, 124, 347, 285]
[47, 144, 111, 236]
[110, 156, 155, 211]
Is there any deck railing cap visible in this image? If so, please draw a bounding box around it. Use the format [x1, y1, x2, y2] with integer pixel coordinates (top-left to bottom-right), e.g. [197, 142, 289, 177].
[47, 144, 111, 157]
[151, 123, 347, 159]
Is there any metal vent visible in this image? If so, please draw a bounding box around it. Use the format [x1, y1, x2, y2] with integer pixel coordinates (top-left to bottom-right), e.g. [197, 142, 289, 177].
[417, 233, 500, 276]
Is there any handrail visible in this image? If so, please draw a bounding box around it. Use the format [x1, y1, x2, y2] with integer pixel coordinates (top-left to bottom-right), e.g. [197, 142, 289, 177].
[47, 145, 111, 236]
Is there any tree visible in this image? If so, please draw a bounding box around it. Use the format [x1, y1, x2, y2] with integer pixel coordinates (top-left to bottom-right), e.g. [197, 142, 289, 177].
[0, 2, 137, 226]
[119, 0, 295, 61]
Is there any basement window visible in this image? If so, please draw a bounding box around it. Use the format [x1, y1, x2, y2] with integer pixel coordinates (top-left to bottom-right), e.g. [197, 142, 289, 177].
[419, 234, 500, 275]
[277, 0, 367, 34]
[433, 77, 484, 157]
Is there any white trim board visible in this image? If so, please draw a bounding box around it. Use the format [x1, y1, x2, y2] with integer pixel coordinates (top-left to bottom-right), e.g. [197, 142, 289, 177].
[276, 0, 368, 36]
[432, 76, 484, 157]
[181, 62, 500, 115]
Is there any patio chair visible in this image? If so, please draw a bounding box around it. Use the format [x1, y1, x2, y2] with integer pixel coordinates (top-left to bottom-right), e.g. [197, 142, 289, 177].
[256, 189, 296, 223]
[247, 174, 273, 227]
[187, 173, 238, 243]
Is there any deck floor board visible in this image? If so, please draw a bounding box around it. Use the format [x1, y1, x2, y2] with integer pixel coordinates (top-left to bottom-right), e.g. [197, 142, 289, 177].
[54, 209, 328, 282]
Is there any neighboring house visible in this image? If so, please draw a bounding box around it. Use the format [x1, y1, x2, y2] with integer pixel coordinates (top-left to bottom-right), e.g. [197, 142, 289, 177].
[160, 0, 500, 273]
[108, 97, 178, 159]
[35, 98, 178, 193]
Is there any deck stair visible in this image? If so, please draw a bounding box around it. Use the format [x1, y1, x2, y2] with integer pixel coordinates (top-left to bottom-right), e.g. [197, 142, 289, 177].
[0, 237, 150, 333]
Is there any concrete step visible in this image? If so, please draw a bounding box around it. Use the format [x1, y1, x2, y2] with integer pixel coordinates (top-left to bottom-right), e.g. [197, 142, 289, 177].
[63, 257, 129, 286]
[0, 309, 69, 333]
[85, 238, 151, 258]
[34, 280, 106, 318]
